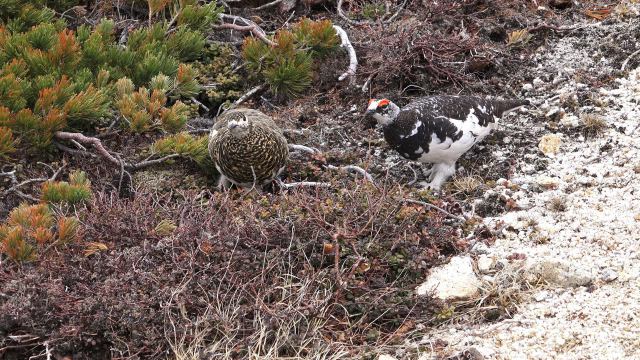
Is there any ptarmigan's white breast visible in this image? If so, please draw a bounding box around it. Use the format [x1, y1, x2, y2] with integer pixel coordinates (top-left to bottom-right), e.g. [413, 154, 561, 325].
[417, 109, 495, 163]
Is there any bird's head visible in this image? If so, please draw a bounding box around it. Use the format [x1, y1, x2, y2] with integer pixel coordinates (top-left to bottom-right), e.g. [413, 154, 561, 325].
[227, 112, 251, 138]
[365, 98, 400, 126]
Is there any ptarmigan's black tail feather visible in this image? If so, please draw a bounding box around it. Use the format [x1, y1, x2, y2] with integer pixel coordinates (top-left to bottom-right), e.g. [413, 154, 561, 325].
[494, 98, 530, 115]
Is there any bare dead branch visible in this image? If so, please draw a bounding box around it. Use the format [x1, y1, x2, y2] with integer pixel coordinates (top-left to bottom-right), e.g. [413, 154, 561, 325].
[336, 0, 367, 26]
[333, 25, 358, 83]
[621, 48, 640, 71]
[288, 144, 321, 154]
[326, 164, 374, 182]
[54, 142, 97, 158]
[383, 0, 408, 23]
[279, 181, 332, 189]
[54, 131, 120, 165]
[190, 97, 210, 112]
[218, 84, 266, 116]
[1, 163, 66, 202]
[54, 132, 182, 173]
[127, 154, 181, 171]
[232, 84, 265, 109]
[253, 0, 282, 10]
[217, 14, 276, 46]
[401, 198, 465, 221]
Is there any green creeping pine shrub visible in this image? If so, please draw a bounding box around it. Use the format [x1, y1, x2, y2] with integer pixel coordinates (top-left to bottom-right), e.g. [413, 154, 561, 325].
[0, 1, 220, 153]
[0, 126, 16, 160]
[151, 132, 216, 175]
[0, 203, 81, 262]
[41, 170, 92, 205]
[115, 75, 190, 133]
[242, 18, 339, 99]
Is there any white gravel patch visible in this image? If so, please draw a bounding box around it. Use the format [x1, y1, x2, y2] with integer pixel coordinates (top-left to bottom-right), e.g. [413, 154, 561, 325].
[420, 16, 640, 360]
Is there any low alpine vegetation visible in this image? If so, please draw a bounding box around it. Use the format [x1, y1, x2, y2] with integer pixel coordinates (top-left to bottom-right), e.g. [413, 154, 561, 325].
[0, 203, 81, 262]
[0, 0, 219, 154]
[242, 18, 339, 99]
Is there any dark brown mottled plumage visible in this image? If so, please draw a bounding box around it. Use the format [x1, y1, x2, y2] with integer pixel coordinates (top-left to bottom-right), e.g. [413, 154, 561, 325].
[208, 108, 289, 188]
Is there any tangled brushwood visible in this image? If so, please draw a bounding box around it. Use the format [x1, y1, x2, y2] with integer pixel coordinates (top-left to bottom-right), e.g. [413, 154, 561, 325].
[1, 183, 463, 358]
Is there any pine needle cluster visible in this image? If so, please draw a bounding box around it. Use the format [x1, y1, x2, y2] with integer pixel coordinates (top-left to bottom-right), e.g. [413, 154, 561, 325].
[41, 170, 92, 205]
[151, 132, 215, 175]
[115, 76, 190, 133]
[0, 203, 81, 262]
[0, 125, 16, 160]
[242, 18, 339, 99]
[0, 0, 220, 153]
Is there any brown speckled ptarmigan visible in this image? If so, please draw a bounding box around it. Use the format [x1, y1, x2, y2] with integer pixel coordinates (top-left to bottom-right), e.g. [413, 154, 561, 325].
[365, 95, 529, 190]
[208, 108, 289, 189]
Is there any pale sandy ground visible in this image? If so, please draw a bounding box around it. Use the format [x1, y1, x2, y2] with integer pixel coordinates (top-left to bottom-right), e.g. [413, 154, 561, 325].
[410, 11, 640, 360]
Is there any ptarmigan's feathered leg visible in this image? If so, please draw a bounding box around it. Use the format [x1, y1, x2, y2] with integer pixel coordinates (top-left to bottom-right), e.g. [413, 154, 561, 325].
[419, 162, 456, 190]
[217, 174, 232, 191]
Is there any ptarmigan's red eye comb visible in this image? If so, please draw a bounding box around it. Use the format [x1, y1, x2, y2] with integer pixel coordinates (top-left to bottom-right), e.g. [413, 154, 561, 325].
[378, 99, 390, 107]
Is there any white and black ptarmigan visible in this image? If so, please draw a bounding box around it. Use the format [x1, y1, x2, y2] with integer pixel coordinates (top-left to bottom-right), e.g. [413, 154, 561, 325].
[365, 95, 529, 190]
[208, 108, 289, 189]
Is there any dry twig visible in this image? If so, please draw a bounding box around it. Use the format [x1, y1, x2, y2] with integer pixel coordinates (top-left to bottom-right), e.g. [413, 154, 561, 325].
[336, 0, 367, 26]
[326, 164, 374, 182]
[217, 14, 276, 46]
[288, 144, 321, 154]
[278, 181, 332, 189]
[621, 48, 640, 71]
[401, 198, 465, 221]
[253, 0, 282, 10]
[54, 131, 120, 165]
[1, 163, 66, 202]
[384, 0, 407, 23]
[54, 131, 182, 173]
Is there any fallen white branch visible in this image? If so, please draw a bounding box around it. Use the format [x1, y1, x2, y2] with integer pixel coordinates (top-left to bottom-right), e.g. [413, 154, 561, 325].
[288, 144, 321, 154]
[253, 0, 282, 10]
[279, 181, 332, 189]
[326, 164, 374, 182]
[621, 48, 640, 71]
[190, 97, 210, 112]
[127, 154, 181, 171]
[333, 25, 358, 84]
[232, 84, 265, 108]
[401, 198, 466, 222]
[218, 84, 266, 115]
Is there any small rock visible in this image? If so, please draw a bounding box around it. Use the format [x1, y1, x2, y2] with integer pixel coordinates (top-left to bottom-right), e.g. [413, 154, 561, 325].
[471, 242, 490, 255]
[449, 347, 486, 360]
[534, 290, 550, 302]
[522, 83, 534, 92]
[530, 259, 593, 288]
[560, 114, 580, 128]
[601, 268, 618, 283]
[416, 256, 482, 300]
[538, 134, 562, 157]
[477, 254, 496, 273]
[378, 355, 397, 360]
[535, 176, 559, 189]
[533, 77, 544, 87]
